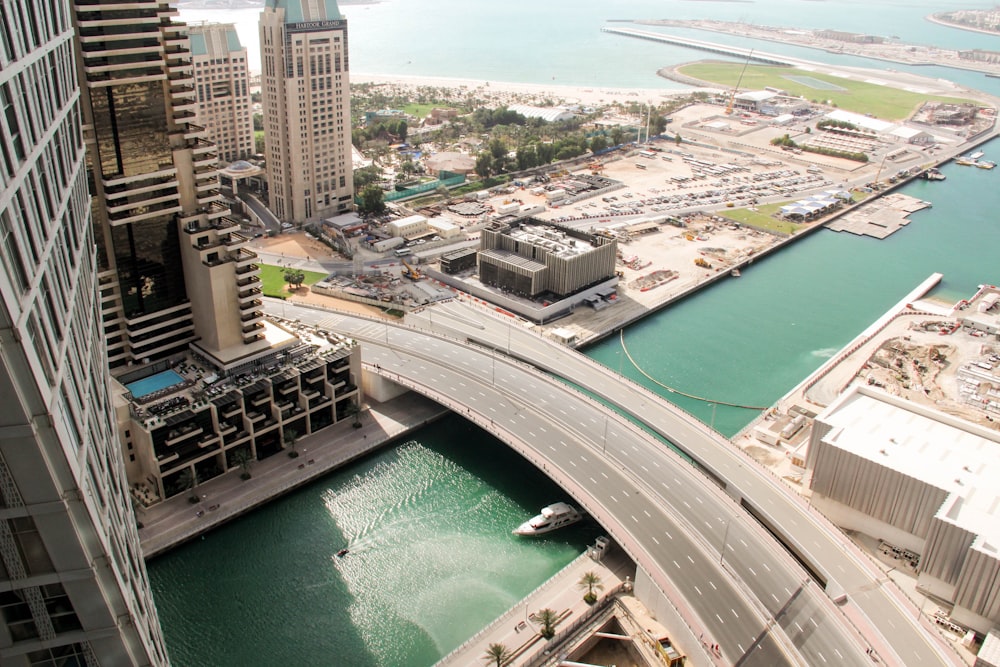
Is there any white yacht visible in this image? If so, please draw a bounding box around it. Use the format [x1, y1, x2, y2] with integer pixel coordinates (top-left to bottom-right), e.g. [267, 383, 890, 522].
[513, 503, 582, 536]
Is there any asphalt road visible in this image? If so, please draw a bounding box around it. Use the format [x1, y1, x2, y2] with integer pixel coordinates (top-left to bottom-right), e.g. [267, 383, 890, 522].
[269, 299, 887, 666]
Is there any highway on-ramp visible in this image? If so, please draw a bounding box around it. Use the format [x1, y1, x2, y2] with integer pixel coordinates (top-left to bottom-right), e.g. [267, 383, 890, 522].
[269, 299, 890, 666]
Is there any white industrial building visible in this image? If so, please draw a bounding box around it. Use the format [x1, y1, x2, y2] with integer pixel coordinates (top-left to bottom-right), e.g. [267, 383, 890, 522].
[387, 214, 430, 238]
[807, 385, 1000, 635]
[508, 104, 576, 123]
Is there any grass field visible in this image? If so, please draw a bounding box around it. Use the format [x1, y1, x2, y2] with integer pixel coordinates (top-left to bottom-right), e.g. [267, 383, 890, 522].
[402, 103, 437, 119]
[677, 63, 974, 121]
[718, 202, 804, 235]
[259, 264, 328, 298]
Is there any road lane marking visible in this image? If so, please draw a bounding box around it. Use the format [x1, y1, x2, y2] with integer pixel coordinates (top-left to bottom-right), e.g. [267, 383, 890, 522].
[716, 613, 724, 624]
[795, 622, 803, 633]
[682, 501, 691, 509]
[834, 650, 842, 659]
[589, 477, 597, 484]
[687, 555, 695, 564]
[673, 560, 681, 569]
[643, 510, 651, 518]
[601, 472, 609, 479]
[569, 460, 577, 467]
[641, 465, 649, 472]
[610, 495, 618, 503]
[739, 539, 748, 548]
[748, 567, 756, 576]
[809, 618, 818, 628]
[817, 650, 827, 663]
[738, 643, 744, 653]
[694, 586, 702, 596]
[651, 536, 660, 545]
[695, 496, 703, 504]
[762, 563, 770, 572]
[771, 593, 779, 604]
[708, 580, 717, 590]
[731, 608, 739, 619]
[549, 446, 557, 452]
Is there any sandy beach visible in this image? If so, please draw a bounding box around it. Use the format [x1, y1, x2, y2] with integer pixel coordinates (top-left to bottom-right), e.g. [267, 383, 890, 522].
[351, 72, 700, 107]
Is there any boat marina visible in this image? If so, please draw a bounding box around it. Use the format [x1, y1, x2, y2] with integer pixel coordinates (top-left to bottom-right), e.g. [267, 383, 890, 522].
[826, 193, 932, 239]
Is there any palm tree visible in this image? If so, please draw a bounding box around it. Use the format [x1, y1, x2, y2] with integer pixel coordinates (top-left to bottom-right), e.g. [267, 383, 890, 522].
[536, 608, 558, 639]
[342, 399, 363, 428]
[177, 467, 199, 504]
[578, 571, 604, 604]
[482, 643, 511, 667]
[283, 429, 299, 458]
[233, 449, 254, 481]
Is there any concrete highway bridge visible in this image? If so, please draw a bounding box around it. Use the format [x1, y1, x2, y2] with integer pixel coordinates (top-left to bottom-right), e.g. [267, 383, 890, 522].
[266, 298, 961, 667]
[601, 27, 794, 66]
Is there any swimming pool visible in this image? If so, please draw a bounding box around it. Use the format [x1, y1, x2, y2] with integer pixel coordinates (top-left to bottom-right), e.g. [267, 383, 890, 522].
[126, 370, 186, 399]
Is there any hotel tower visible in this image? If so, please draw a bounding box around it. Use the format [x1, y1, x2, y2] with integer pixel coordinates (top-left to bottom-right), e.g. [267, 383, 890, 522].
[260, 0, 355, 223]
[0, 1, 169, 665]
[74, 0, 267, 371]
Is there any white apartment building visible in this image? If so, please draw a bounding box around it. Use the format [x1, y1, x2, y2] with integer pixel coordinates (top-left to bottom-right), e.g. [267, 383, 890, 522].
[260, 0, 355, 223]
[188, 22, 255, 164]
[0, 1, 169, 664]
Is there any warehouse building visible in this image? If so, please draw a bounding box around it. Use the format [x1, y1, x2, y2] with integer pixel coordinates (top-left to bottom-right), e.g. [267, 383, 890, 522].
[807, 385, 1000, 635]
[478, 220, 617, 298]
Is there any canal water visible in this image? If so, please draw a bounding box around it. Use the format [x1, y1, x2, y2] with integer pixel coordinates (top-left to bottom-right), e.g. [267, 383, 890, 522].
[148, 417, 602, 666]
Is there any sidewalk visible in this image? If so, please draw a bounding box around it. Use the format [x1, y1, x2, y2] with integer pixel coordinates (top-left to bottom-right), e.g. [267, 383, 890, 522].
[435, 546, 637, 667]
[138, 393, 447, 559]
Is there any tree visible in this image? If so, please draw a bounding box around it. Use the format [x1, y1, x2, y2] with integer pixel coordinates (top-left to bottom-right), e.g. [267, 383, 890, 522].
[536, 608, 558, 639]
[577, 571, 604, 604]
[674, 133, 683, 146]
[342, 399, 363, 428]
[353, 165, 382, 189]
[358, 185, 386, 214]
[590, 135, 608, 154]
[482, 643, 512, 667]
[177, 467, 199, 504]
[609, 127, 625, 147]
[233, 449, 254, 481]
[283, 429, 299, 458]
[475, 152, 493, 179]
[253, 113, 264, 131]
[283, 269, 306, 290]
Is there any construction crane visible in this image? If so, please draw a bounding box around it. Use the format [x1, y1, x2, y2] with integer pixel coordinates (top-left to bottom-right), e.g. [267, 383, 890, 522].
[401, 258, 422, 280]
[725, 49, 754, 115]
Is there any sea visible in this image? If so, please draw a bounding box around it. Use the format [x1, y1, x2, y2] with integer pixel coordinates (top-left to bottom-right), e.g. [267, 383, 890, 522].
[150, 2, 1000, 665]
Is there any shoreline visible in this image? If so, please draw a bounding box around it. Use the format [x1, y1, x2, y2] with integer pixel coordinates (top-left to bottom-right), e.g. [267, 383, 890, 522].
[351, 72, 697, 106]
[926, 13, 1000, 38]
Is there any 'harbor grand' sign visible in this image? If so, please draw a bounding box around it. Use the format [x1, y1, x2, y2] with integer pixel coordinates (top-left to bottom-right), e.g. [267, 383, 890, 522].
[288, 19, 346, 33]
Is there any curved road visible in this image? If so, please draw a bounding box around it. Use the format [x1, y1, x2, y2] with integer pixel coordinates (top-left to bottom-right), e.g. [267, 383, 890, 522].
[268, 298, 960, 667]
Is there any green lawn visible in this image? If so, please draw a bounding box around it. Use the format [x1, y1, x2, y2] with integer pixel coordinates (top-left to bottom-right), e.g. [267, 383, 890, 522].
[677, 63, 974, 121]
[259, 264, 328, 298]
[402, 103, 437, 119]
[717, 202, 804, 235]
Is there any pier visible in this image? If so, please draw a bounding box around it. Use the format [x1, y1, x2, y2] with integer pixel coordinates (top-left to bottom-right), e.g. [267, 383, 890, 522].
[601, 27, 794, 66]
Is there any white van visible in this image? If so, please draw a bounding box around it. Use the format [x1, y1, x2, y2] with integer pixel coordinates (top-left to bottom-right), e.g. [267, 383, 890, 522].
[393, 248, 412, 257]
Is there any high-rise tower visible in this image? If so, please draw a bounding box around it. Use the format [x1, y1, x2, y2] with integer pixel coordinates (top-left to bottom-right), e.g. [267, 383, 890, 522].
[74, 0, 266, 370]
[0, 1, 169, 664]
[188, 22, 255, 164]
[260, 0, 354, 223]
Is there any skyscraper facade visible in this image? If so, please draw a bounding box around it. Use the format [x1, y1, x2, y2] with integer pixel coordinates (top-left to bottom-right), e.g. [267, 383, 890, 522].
[188, 22, 255, 164]
[75, 0, 265, 370]
[0, 1, 169, 664]
[260, 0, 354, 223]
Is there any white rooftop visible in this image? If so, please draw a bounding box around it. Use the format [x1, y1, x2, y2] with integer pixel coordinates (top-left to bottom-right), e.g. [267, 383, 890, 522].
[824, 109, 895, 133]
[822, 386, 1000, 547]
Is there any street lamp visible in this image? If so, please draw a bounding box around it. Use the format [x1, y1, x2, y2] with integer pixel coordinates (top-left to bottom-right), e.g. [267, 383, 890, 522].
[720, 515, 737, 566]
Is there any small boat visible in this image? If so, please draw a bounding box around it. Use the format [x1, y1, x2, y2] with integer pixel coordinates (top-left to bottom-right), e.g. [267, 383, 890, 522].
[336, 548, 349, 558]
[513, 503, 582, 536]
[977, 160, 996, 170]
[731, 268, 741, 277]
[921, 168, 946, 181]
[955, 157, 976, 166]
[971, 151, 985, 160]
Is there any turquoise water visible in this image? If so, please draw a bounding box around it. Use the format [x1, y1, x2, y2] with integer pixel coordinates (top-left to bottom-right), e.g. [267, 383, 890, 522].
[148, 417, 600, 666]
[587, 149, 1000, 437]
[154, 2, 1000, 664]
[127, 370, 186, 398]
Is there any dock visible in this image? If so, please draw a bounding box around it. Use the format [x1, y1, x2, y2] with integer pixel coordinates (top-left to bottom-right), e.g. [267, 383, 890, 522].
[826, 193, 932, 239]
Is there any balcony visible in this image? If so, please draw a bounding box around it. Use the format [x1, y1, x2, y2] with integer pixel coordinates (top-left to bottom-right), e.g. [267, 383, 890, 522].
[247, 411, 266, 424]
[234, 248, 258, 269]
[225, 232, 251, 251]
[221, 403, 241, 418]
[218, 423, 236, 436]
[198, 433, 219, 448]
[302, 388, 320, 400]
[165, 425, 204, 447]
[235, 264, 261, 280]
[304, 373, 324, 385]
[278, 384, 298, 396]
[238, 287, 262, 304]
